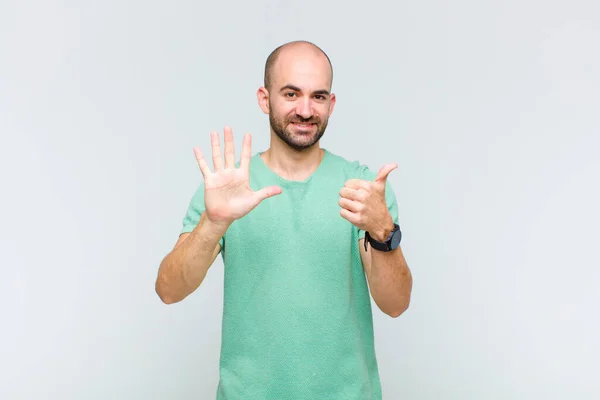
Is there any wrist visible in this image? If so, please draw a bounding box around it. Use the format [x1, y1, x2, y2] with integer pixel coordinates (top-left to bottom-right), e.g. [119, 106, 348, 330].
[200, 212, 231, 236]
[369, 220, 395, 242]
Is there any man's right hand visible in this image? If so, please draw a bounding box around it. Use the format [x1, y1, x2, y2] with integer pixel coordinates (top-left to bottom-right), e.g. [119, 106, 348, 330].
[193, 126, 282, 227]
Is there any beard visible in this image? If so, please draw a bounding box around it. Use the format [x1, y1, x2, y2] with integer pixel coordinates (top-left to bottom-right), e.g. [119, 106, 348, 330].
[269, 106, 329, 151]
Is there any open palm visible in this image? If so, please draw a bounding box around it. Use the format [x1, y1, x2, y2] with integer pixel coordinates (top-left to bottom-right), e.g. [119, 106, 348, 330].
[194, 126, 282, 225]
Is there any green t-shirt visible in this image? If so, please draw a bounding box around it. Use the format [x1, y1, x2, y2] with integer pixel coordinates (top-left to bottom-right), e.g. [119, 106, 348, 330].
[181, 148, 399, 400]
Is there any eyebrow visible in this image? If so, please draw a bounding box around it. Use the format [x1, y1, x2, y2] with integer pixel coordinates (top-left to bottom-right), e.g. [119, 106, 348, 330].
[279, 84, 330, 96]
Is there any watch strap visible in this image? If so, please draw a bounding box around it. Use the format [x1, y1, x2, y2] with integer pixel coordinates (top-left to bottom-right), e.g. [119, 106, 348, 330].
[364, 224, 401, 252]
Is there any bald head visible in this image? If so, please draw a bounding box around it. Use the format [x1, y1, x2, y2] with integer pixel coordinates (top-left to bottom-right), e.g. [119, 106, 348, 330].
[263, 41, 333, 91]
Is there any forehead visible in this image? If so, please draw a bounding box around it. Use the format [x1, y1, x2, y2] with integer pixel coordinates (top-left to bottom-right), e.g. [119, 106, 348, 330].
[272, 48, 332, 91]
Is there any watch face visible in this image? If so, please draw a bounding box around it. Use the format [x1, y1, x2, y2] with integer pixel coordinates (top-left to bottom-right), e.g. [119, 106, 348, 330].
[390, 229, 402, 249]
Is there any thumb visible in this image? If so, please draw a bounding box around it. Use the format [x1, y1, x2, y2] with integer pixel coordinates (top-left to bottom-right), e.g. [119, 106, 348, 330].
[375, 163, 398, 183]
[254, 185, 283, 203]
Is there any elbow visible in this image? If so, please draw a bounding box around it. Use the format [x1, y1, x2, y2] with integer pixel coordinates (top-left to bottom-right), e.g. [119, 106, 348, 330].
[388, 299, 410, 318]
[156, 288, 179, 305]
[155, 284, 173, 304]
[155, 257, 186, 304]
[389, 272, 413, 318]
[157, 292, 177, 305]
[155, 276, 180, 305]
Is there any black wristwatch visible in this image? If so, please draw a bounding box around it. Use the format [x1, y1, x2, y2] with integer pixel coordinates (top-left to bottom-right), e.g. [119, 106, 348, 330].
[364, 224, 402, 252]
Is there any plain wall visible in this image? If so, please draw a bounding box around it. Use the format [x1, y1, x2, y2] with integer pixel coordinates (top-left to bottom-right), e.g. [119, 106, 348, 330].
[1, 0, 599, 399]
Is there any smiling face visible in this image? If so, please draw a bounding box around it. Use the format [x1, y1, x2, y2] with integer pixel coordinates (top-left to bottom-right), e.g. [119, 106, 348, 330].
[258, 43, 336, 151]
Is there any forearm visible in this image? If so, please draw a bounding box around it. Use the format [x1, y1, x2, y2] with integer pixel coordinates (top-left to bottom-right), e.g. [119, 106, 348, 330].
[366, 246, 412, 317]
[156, 212, 229, 304]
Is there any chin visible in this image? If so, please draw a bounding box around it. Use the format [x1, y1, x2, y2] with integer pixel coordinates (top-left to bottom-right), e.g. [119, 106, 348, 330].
[292, 135, 324, 150]
[272, 122, 326, 151]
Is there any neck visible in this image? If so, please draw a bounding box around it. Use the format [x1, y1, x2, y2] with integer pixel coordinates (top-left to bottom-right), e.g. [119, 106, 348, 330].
[261, 134, 324, 181]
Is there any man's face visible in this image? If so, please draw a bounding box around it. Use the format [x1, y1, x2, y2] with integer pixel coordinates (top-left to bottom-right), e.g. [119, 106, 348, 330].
[267, 51, 336, 151]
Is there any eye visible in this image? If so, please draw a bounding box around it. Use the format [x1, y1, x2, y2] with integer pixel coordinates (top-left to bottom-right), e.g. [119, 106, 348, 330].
[315, 95, 326, 100]
[285, 92, 296, 98]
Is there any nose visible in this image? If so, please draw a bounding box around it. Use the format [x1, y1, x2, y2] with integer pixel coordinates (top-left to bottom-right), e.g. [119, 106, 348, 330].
[296, 97, 313, 119]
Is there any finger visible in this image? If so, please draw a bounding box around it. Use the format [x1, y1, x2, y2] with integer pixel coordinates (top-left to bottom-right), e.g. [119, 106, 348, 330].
[339, 187, 363, 201]
[338, 197, 363, 213]
[375, 163, 398, 183]
[254, 185, 283, 203]
[340, 208, 358, 225]
[193, 147, 211, 178]
[344, 179, 371, 191]
[239, 133, 252, 170]
[224, 126, 235, 169]
[211, 131, 224, 171]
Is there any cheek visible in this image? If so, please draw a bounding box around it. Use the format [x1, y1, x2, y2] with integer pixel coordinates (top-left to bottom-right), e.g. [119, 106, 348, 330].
[317, 104, 332, 119]
[270, 103, 294, 119]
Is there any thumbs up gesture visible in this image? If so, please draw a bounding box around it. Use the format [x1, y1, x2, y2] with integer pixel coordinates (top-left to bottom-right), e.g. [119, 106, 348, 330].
[338, 163, 397, 241]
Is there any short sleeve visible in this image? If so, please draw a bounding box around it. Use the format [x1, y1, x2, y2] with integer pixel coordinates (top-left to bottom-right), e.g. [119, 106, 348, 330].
[180, 183, 225, 250]
[350, 164, 400, 240]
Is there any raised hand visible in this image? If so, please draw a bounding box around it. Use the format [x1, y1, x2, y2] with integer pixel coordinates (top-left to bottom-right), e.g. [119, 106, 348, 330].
[339, 163, 397, 240]
[193, 126, 282, 226]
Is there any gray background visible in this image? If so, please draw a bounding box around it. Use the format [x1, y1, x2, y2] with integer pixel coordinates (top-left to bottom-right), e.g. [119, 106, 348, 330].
[1, 0, 599, 399]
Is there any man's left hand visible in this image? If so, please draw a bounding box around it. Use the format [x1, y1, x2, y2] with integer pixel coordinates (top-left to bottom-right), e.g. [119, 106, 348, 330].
[339, 163, 397, 241]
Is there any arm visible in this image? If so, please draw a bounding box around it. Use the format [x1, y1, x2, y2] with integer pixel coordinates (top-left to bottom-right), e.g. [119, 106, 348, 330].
[339, 162, 413, 318]
[156, 127, 281, 304]
[359, 232, 412, 318]
[155, 212, 229, 304]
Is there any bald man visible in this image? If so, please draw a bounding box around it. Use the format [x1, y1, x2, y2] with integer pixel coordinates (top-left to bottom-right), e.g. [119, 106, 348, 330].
[156, 41, 413, 400]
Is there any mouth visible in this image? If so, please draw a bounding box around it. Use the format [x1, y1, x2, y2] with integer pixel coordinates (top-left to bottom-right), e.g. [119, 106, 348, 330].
[291, 122, 316, 129]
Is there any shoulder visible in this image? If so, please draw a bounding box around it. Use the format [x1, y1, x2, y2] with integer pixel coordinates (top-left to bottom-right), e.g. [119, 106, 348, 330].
[324, 149, 378, 181]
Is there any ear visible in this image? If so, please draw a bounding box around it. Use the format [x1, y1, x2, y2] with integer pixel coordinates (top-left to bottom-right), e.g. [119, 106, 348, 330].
[328, 92, 336, 116]
[257, 87, 270, 114]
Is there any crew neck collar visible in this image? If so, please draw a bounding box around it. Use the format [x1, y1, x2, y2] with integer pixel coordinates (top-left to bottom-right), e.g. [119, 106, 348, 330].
[253, 148, 331, 188]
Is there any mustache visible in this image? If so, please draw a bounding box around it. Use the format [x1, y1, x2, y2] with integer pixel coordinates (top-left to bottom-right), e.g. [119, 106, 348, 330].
[288, 117, 320, 124]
